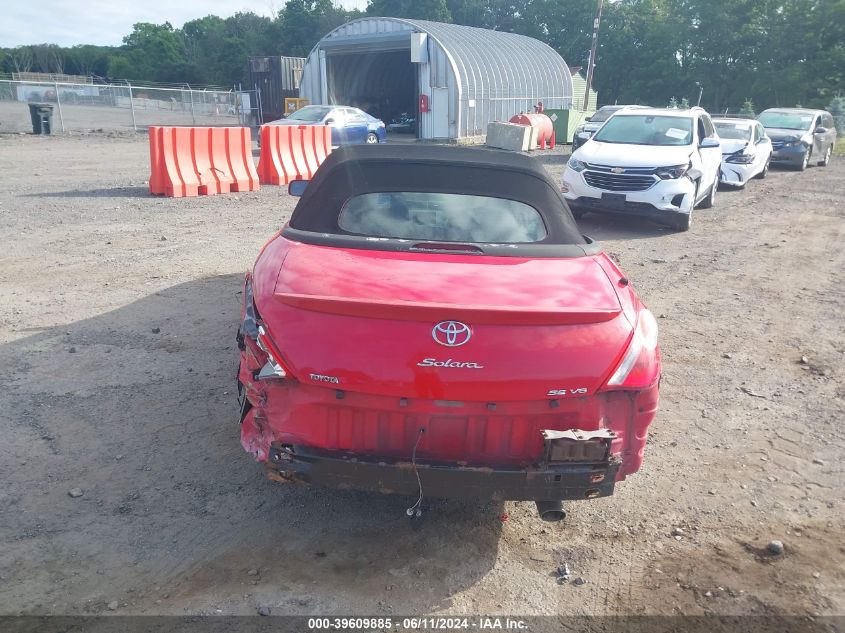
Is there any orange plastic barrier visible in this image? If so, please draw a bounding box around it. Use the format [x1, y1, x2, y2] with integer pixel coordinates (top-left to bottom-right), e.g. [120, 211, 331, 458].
[148, 126, 259, 197]
[257, 125, 332, 185]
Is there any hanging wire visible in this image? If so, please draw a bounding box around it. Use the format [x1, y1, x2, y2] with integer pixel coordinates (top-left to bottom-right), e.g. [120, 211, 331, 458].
[405, 428, 426, 517]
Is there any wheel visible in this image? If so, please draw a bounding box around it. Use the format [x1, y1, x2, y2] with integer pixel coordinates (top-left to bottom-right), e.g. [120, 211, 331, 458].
[756, 159, 770, 179]
[698, 180, 716, 209]
[673, 211, 692, 232]
[818, 145, 832, 167]
[366, 132, 379, 144]
[798, 148, 810, 171]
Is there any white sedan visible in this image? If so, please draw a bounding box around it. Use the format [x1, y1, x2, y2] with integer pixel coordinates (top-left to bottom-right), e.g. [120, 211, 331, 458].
[714, 118, 773, 187]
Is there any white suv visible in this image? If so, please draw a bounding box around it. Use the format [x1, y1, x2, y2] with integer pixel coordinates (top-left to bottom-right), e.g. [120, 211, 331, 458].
[561, 107, 722, 231]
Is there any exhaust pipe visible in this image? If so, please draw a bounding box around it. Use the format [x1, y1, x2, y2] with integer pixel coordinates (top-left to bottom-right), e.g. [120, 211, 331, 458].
[536, 500, 566, 522]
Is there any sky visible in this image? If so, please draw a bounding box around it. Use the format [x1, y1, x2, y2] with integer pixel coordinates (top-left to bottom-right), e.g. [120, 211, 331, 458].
[1, 0, 369, 47]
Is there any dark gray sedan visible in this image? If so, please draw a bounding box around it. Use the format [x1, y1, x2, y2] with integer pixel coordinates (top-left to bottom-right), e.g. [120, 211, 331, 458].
[571, 105, 648, 150]
[758, 108, 837, 171]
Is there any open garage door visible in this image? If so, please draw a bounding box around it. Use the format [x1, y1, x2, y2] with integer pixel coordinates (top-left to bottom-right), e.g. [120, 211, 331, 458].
[324, 50, 417, 137]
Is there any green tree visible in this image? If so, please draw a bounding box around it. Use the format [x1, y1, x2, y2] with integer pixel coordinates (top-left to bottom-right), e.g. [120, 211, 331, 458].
[182, 15, 226, 67]
[594, 0, 685, 106]
[772, 0, 845, 107]
[29, 44, 65, 73]
[367, 0, 452, 22]
[9, 47, 34, 73]
[445, 0, 488, 26]
[178, 13, 279, 85]
[668, 0, 777, 111]
[115, 22, 188, 83]
[106, 55, 135, 80]
[277, 0, 353, 57]
[66, 45, 113, 78]
[181, 15, 226, 84]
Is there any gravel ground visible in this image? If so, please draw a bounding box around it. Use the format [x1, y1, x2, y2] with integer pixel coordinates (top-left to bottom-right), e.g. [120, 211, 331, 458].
[0, 133, 842, 619]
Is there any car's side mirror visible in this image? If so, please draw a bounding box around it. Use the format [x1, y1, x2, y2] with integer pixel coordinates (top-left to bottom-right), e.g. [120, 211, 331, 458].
[699, 138, 720, 149]
[757, 136, 770, 144]
[288, 180, 308, 197]
[814, 126, 828, 135]
[584, 116, 592, 122]
[325, 118, 336, 126]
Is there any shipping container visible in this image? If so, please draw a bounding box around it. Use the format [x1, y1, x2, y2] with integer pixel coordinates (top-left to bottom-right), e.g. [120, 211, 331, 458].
[249, 56, 306, 123]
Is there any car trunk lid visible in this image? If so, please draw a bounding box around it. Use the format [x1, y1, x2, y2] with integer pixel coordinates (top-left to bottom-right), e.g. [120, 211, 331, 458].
[262, 244, 631, 402]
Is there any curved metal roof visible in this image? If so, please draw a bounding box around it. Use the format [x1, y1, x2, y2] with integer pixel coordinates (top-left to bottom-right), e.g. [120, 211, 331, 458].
[399, 18, 572, 103]
[300, 18, 574, 137]
[310, 17, 573, 105]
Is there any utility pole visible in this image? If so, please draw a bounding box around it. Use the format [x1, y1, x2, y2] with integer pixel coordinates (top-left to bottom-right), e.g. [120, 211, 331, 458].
[584, 0, 604, 111]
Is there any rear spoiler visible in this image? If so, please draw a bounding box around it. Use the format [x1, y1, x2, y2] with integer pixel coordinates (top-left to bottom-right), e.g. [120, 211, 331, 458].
[275, 292, 621, 326]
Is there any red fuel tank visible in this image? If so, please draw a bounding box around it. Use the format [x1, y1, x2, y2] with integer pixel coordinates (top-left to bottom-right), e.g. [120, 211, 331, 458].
[509, 113, 555, 150]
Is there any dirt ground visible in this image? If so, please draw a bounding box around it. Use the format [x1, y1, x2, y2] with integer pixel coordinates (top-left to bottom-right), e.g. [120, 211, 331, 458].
[0, 133, 843, 620]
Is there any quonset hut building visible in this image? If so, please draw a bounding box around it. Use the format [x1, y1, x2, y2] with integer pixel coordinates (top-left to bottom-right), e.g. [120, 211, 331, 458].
[299, 18, 574, 141]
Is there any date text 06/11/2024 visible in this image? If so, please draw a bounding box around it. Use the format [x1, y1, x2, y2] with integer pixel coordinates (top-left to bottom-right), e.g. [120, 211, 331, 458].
[306, 617, 529, 630]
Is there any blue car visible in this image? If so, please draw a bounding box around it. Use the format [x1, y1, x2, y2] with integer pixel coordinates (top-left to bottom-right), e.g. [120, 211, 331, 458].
[268, 105, 386, 145]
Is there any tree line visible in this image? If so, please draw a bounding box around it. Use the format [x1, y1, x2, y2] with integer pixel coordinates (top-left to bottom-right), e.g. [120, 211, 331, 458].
[1, 0, 843, 112]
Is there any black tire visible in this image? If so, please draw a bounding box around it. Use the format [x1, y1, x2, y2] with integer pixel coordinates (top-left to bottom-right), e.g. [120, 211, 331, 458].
[698, 180, 716, 209]
[673, 212, 692, 232]
[756, 159, 770, 179]
[818, 145, 832, 167]
[366, 132, 379, 144]
[798, 148, 810, 171]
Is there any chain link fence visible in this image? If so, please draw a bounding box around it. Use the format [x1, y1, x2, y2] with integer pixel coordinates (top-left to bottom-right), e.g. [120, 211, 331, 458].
[0, 79, 258, 134]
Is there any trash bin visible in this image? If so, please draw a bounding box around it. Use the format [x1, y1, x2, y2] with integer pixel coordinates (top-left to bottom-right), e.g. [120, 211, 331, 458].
[28, 103, 54, 135]
[545, 109, 594, 145]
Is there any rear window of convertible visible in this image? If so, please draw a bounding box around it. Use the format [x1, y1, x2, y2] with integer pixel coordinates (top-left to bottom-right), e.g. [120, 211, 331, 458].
[338, 192, 548, 243]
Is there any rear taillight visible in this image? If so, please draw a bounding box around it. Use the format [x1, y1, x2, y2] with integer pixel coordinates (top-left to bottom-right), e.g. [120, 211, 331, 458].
[239, 274, 293, 380]
[255, 324, 292, 379]
[603, 309, 660, 389]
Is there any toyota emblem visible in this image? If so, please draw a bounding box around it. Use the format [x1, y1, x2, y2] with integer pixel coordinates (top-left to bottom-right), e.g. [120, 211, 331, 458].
[432, 321, 472, 347]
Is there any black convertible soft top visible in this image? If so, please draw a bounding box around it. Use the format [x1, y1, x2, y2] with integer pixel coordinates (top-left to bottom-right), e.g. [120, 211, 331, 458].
[284, 144, 593, 257]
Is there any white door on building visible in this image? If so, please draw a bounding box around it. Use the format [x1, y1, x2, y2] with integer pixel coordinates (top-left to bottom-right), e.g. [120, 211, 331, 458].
[431, 88, 449, 138]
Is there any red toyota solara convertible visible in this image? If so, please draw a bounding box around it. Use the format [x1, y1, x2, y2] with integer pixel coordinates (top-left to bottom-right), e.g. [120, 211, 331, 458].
[237, 145, 660, 521]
